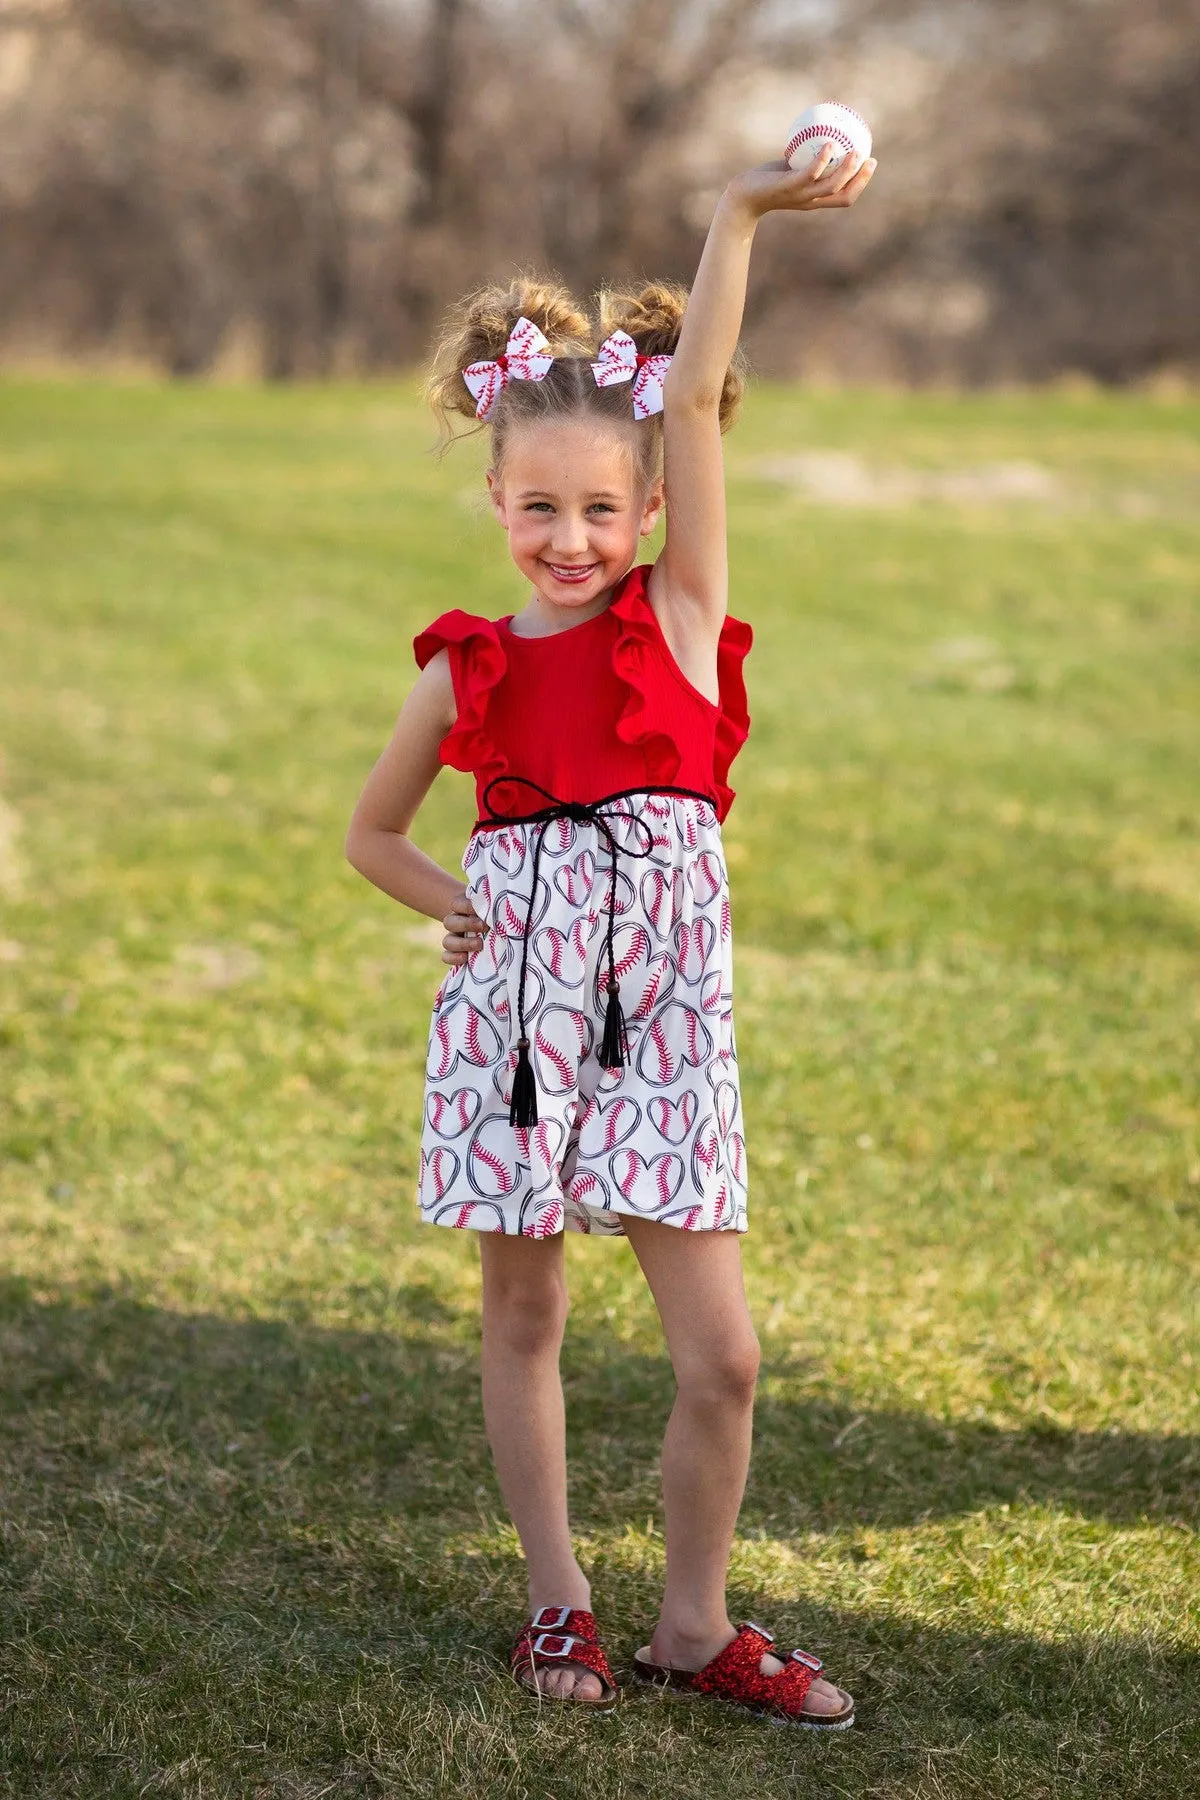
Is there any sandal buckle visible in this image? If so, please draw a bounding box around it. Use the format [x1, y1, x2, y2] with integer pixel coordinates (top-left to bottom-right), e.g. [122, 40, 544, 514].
[790, 1648, 823, 1673]
[532, 1630, 578, 1658]
[742, 1619, 775, 1644]
[531, 1605, 573, 1631]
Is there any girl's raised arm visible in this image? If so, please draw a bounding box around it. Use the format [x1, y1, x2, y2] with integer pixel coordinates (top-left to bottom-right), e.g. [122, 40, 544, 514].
[652, 147, 876, 642]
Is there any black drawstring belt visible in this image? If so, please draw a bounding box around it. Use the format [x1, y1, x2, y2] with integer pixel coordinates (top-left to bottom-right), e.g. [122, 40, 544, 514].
[476, 778, 717, 1128]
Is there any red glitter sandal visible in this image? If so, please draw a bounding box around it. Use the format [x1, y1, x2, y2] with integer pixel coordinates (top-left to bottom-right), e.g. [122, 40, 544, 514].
[509, 1605, 619, 1711]
[632, 1621, 854, 1730]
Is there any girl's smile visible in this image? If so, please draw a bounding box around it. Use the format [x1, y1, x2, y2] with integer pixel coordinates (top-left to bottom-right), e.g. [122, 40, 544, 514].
[543, 560, 600, 584]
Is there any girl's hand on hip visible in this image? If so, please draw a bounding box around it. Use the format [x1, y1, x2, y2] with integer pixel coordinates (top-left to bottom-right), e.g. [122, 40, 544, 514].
[442, 890, 488, 966]
[726, 148, 877, 224]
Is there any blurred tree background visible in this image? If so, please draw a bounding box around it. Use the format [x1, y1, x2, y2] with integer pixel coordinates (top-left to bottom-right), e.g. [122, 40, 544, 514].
[0, 0, 1196, 382]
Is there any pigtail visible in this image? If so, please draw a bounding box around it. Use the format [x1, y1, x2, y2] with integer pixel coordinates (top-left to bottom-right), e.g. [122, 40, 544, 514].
[597, 281, 747, 433]
[425, 273, 593, 452]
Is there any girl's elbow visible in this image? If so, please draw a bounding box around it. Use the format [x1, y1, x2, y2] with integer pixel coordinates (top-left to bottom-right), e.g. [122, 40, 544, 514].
[344, 820, 371, 873]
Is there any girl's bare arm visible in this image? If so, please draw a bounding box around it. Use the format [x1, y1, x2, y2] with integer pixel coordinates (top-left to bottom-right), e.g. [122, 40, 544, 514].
[651, 147, 877, 658]
[345, 651, 487, 966]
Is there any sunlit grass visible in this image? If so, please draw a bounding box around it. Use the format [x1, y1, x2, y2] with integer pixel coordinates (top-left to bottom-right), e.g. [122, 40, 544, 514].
[1, 377, 1198, 1797]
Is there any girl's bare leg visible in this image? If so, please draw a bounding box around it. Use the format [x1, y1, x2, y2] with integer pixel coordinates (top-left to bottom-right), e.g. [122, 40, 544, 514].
[621, 1217, 845, 1715]
[477, 1231, 601, 1702]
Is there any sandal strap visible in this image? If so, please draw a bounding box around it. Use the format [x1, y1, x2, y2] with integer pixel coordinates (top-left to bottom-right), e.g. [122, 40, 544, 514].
[510, 1607, 617, 1700]
[691, 1623, 823, 1718]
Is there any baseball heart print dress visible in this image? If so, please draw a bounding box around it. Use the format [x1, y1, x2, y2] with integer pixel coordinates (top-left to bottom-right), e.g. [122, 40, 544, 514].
[413, 564, 753, 1239]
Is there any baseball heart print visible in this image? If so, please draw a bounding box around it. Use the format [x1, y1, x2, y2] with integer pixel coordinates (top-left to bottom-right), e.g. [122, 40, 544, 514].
[417, 794, 747, 1235]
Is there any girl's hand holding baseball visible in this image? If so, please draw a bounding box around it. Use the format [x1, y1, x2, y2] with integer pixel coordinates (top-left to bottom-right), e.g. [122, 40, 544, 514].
[442, 890, 488, 966]
[727, 147, 877, 222]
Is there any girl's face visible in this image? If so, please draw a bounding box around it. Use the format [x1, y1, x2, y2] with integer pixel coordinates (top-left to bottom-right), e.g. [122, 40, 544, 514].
[486, 419, 664, 614]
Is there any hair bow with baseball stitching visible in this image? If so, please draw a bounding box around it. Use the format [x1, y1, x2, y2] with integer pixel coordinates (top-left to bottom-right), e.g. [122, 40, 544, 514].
[462, 316, 556, 420]
[590, 330, 673, 420]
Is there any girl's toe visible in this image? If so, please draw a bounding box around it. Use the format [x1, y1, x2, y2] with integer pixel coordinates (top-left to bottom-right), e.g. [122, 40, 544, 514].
[527, 1664, 603, 1702]
[803, 1676, 846, 1716]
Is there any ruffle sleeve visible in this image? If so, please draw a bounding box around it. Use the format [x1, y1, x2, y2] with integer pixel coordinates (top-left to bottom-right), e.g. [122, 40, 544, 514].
[712, 612, 753, 819]
[609, 565, 753, 821]
[413, 610, 509, 787]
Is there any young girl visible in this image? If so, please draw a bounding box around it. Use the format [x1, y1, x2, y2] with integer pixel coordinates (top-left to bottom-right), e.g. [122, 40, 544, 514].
[347, 143, 875, 1725]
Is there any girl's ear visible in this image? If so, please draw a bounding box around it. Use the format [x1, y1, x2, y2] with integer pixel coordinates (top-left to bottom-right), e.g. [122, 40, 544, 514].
[486, 467, 509, 528]
[639, 476, 665, 538]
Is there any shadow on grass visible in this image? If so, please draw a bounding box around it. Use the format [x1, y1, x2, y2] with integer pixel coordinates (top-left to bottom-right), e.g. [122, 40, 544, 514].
[1, 1277, 1195, 1536]
[1, 1280, 1197, 1796]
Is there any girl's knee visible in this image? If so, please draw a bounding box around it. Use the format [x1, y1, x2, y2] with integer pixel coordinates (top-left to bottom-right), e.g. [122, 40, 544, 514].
[483, 1265, 569, 1357]
[676, 1330, 761, 1409]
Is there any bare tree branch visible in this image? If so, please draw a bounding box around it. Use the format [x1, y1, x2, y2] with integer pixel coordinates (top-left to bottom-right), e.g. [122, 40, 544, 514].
[0, 0, 1195, 380]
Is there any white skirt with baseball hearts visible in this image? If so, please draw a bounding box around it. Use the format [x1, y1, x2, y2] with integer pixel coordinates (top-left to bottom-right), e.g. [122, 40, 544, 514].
[417, 792, 747, 1237]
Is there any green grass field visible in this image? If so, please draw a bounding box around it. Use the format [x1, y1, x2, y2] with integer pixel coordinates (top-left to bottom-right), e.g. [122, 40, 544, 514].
[1, 378, 1198, 1799]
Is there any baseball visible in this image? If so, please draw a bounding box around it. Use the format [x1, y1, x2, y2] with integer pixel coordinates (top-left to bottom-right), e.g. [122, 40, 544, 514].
[784, 102, 873, 173]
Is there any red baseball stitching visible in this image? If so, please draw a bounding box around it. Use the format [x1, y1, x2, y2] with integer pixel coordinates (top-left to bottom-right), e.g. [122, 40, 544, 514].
[612, 1152, 638, 1199]
[684, 1010, 708, 1062]
[529, 1120, 560, 1166]
[649, 1092, 697, 1142]
[699, 971, 723, 1015]
[427, 1147, 456, 1198]
[647, 1018, 673, 1081]
[643, 869, 679, 930]
[471, 1139, 518, 1192]
[655, 1155, 682, 1206]
[498, 897, 530, 935]
[676, 918, 714, 978]
[463, 1010, 491, 1065]
[537, 928, 570, 980]
[786, 124, 855, 161]
[692, 851, 723, 900]
[523, 1199, 562, 1239]
[429, 1091, 470, 1133]
[431, 1018, 454, 1078]
[632, 956, 673, 1020]
[612, 926, 650, 981]
[694, 1127, 719, 1177]
[600, 1097, 637, 1148]
[555, 851, 595, 904]
[536, 1033, 575, 1086]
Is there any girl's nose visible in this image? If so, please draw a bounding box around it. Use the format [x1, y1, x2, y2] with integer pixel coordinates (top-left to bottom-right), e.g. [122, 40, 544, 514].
[551, 513, 590, 555]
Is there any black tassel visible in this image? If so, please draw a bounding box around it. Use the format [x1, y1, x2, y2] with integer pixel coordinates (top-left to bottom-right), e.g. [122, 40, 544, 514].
[598, 981, 629, 1070]
[509, 1035, 538, 1127]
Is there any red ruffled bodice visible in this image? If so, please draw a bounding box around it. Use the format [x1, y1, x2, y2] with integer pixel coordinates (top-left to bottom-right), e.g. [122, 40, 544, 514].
[413, 564, 752, 820]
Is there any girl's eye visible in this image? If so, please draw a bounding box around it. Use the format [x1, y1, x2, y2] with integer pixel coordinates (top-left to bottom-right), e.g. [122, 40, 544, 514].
[523, 501, 616, 515]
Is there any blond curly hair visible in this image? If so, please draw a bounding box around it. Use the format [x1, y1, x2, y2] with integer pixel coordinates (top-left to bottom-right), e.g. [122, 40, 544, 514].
[426, 271, 745, 483]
